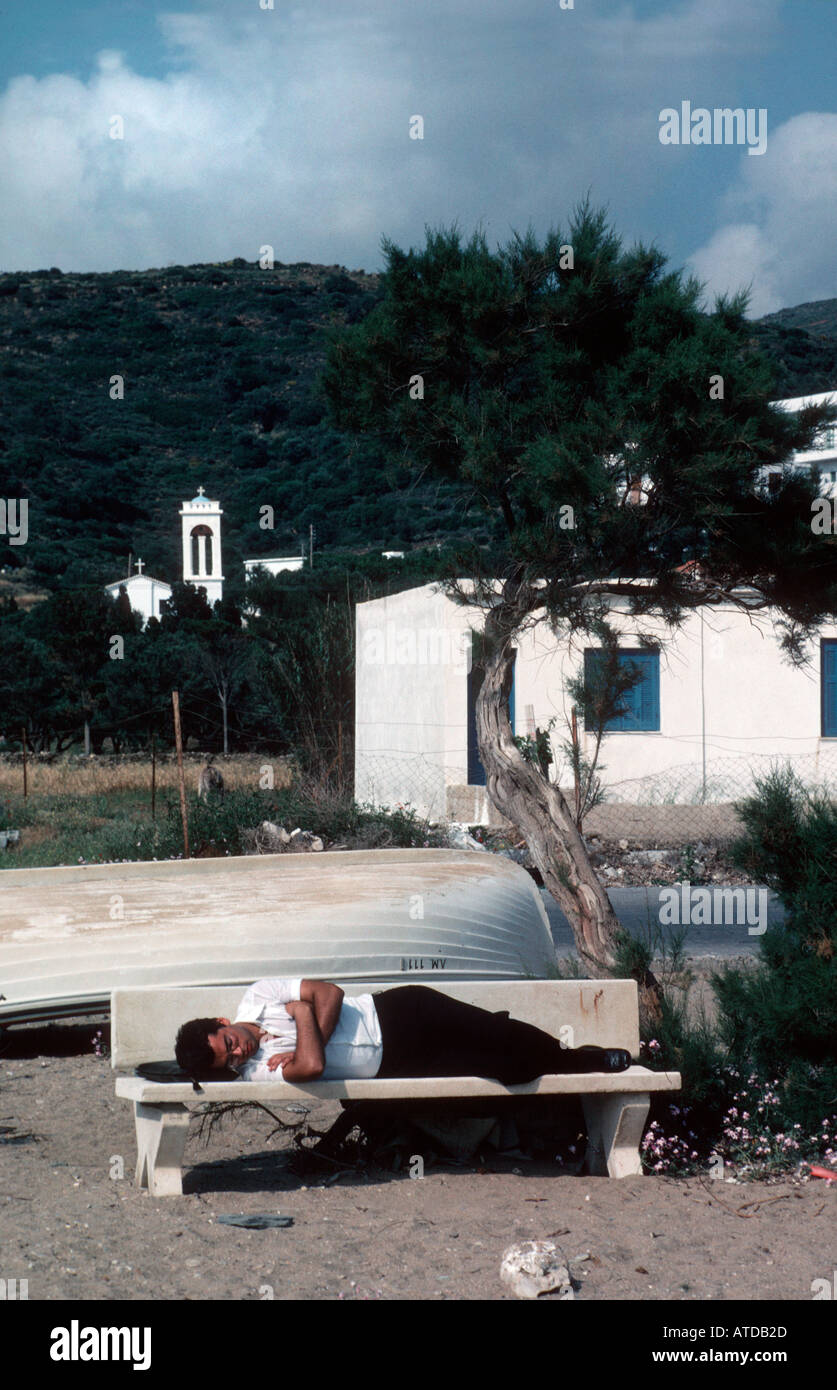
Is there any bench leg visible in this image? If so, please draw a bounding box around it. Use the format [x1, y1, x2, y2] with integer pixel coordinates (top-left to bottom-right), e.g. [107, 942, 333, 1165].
[581, 1092, 650, 1178]
[134, 1102, 191, 1196]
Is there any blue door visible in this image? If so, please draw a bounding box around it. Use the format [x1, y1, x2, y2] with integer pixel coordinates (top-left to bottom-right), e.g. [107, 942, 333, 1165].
[468, 647, 516, 785]
[823, 640, 837, 737]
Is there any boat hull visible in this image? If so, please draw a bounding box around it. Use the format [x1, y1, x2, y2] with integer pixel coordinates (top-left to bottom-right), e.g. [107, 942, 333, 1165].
[0, 849, 557, 1024]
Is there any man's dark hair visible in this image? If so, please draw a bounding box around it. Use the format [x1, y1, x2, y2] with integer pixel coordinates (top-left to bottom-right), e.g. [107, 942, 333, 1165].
[174, 1017, 224, 1078]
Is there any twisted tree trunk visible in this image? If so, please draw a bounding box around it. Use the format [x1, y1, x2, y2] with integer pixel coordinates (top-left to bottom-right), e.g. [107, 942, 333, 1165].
[475, 615, 662, 1027]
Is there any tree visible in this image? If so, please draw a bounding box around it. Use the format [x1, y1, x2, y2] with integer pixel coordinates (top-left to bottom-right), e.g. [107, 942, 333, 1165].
[0, 616, 63, 751]
[23, 587, 140, 749]
[322, 202, 837, 1023]
[159, 581, 214, 627]
[196, 606, 254, 755]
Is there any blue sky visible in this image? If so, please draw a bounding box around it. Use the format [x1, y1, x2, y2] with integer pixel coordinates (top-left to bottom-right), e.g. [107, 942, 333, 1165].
[0, 0, 834, 315]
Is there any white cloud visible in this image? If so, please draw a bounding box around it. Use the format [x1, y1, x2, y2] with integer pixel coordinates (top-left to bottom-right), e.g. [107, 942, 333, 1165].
[591, 0, 782, 62]
[688, 113, 837, 316]
[0, 0, 822, 298]
[0, 13, 418, 271]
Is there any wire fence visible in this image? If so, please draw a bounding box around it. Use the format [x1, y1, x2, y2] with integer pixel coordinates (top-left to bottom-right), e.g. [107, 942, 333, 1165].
[3, 722, 836, 850]
[354, 747, 837, 846]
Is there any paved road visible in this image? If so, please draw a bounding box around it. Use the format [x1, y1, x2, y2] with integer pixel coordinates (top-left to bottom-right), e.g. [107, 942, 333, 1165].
[541, 885, 786, 959]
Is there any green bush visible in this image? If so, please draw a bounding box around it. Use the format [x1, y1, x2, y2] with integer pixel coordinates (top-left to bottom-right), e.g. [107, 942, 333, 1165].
[640, 764, 837, 1173]
[714, 765, 837, 1122]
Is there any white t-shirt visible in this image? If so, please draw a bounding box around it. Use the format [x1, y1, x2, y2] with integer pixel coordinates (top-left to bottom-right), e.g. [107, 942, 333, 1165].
[232, 977, 383, 1081]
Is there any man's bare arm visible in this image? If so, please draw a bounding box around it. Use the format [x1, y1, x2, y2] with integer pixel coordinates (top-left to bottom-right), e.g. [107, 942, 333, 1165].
[300, 979, 344, 1046]
[280, 1000, 325, 1082]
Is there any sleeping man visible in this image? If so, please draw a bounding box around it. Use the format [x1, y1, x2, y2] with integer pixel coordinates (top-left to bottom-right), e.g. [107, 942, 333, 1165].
[174, 978, 632, 1085]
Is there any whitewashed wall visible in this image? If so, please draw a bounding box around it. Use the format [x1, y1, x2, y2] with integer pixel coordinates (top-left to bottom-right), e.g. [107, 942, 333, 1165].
[355, 583, 837, 821]
[355, 583, 476, 819]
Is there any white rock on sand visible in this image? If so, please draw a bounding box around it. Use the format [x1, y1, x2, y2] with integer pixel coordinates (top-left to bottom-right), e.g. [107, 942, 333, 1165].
[500, 1240, 574, 1300]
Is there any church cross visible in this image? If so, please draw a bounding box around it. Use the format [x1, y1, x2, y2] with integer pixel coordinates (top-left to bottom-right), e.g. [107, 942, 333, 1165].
[197, 486, 205, 497]
[135, 558, 145, 575]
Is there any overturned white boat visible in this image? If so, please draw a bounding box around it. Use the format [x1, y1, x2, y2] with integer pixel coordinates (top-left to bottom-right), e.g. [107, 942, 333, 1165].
[0, 848, 557, 1025]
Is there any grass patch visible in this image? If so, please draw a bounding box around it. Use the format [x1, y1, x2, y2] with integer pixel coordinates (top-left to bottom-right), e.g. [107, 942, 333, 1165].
[0, 767, 445, 868]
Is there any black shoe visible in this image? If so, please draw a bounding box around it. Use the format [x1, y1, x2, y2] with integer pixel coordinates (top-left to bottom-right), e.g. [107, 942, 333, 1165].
[570, 1046, 632, 1074]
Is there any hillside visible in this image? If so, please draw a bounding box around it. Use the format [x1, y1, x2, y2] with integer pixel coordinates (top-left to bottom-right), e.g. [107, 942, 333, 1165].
[0, 258, 834, 596]
[0, 259, 492, 594]
[749, 298, 837, 398]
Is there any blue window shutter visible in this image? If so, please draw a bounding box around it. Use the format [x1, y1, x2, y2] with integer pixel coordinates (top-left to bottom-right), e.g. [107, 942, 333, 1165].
[823, 641, 837, 737]
[583, 648, 660, 732]
[632, 652, 659, 730]
[646, 654, 660, 730]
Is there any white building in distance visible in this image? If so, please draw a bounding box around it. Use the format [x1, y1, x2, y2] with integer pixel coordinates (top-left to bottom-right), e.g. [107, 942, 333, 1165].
[106, 488, 313, 626]
[765, 391, 837, 497]
[243, 555, 305, 578]
[104, 558, 172, 623]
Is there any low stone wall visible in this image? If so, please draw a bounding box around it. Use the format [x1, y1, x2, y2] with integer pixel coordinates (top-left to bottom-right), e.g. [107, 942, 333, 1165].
[446, 783, 744, 847]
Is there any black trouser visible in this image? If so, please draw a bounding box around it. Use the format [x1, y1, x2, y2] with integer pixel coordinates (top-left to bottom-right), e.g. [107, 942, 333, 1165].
[373, 985, 575, 1085]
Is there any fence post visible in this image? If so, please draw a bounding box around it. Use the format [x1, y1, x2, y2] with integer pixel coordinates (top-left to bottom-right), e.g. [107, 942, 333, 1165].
[151, 729, 156, 822]
[21, 726, 27, 799]
[171, 691, 189, 858]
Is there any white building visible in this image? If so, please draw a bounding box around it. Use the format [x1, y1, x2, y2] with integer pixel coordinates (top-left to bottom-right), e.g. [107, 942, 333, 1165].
[104, 559, 172, 624]
[243, 555, 305, 578]
[355, 582, 837, 824]
[764, 391, 837, 497]
[355, 392, 837, 823]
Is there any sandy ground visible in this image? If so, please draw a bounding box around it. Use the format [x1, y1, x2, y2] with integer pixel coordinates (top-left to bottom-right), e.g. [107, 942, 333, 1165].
[2, 1019, 835, 1306]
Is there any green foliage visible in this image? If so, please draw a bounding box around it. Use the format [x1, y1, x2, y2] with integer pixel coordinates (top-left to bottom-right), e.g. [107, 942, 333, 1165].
[711, 766, 837, 1128]
[512, 719, 555, 778]
[751, 299, 837, 398]
[323, 204, 837, 648]
[636, 765, 837, 1170]
[678, 843, 700, 883]
[611, 923, 655, 983]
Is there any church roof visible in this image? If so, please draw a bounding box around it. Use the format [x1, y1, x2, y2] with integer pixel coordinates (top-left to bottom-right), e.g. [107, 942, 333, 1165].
[105, 574, 171, 591]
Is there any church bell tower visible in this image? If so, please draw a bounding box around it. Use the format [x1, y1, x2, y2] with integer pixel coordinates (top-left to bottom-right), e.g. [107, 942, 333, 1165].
[180, 487, 224, 608]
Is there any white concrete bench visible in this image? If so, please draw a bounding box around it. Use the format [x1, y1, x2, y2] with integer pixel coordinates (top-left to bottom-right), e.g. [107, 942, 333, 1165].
[112, 981, 681, 1195]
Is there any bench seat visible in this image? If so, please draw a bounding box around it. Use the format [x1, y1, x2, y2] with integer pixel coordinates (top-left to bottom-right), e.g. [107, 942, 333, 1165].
[112, 980, 681, 1194]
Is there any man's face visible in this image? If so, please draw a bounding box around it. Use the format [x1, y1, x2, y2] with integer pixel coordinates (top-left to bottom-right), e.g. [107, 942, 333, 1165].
[207, 1020, 258, 1070]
